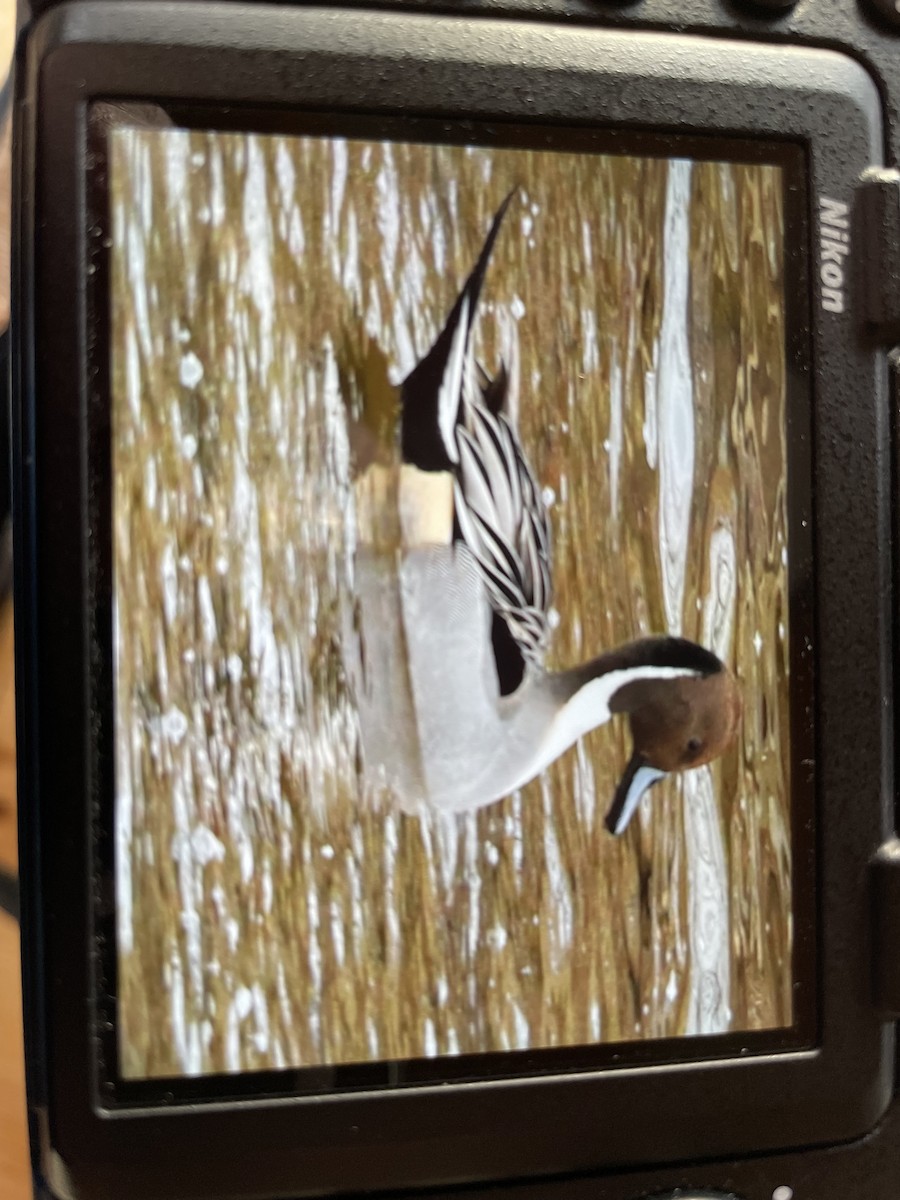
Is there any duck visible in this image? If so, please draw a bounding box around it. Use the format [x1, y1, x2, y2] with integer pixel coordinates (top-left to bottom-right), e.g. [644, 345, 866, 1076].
[350, 191, 741, 830]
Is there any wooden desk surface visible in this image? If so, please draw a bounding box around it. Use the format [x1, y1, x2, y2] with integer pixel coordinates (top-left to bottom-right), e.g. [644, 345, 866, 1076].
[0, 597, 30, 1199]
[1, 0, 33, 1193]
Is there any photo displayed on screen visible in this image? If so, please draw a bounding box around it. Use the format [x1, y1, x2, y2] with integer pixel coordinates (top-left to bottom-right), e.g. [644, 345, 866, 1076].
[109, 122, 793, 1082]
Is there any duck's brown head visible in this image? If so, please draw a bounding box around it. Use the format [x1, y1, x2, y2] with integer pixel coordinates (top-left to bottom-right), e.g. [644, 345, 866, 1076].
[603, 640, 742, 835]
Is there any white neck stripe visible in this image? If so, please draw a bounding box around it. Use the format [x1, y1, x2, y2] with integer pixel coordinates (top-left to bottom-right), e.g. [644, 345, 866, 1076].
[524, 664, 700, 788]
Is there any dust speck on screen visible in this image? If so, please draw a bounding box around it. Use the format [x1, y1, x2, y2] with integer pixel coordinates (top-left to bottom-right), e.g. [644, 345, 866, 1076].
[106, 121, 795, 1088]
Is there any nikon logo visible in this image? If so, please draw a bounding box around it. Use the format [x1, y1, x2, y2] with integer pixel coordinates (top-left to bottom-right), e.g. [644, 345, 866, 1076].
[819, 197, 850, 314]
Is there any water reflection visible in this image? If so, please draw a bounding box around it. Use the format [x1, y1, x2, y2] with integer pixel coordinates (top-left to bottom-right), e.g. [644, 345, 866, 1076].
[111, 128, 792, 1077]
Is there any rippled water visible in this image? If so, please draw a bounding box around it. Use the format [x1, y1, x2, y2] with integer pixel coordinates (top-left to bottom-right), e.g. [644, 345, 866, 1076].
[110, 126, 791, 1078]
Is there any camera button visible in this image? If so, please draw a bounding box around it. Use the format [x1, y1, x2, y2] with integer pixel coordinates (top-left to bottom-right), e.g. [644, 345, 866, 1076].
[857, 169, 900, 342]
[647, 1193, 743, 1199]
[860, 0, 900, 28]
[737, 0, 798, 12]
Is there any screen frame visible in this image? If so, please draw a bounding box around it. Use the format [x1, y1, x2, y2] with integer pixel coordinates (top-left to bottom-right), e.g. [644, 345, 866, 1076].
[94, 106, 814, 1105]
[15, 5, 894, 1198]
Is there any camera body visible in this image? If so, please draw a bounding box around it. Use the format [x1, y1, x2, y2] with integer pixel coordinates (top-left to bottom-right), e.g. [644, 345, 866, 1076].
[11, 0, 900, 1197]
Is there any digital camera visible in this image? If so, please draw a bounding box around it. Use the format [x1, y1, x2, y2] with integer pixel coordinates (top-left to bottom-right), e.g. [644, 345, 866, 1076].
[10, 0, 900, 1196]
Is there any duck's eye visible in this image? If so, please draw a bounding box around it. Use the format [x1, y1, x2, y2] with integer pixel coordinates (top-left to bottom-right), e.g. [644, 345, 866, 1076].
[685, 736, 703, 761]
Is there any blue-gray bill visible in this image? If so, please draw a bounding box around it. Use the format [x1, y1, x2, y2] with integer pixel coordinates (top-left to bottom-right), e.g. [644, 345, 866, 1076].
[604, 752, 666, 835]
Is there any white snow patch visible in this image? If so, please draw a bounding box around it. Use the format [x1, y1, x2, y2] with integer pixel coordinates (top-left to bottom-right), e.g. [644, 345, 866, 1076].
[190, 824, 225, 866]
[162, 706, 188, 745]
[656, 160, 695, 633]
[486, 924, 508, 951]
[608, 348, 623, 524]
[179, 352, 204, 389]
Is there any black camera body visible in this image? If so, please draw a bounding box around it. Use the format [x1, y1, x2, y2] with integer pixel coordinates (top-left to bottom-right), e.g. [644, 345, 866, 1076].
[12, 0, 900, 1196]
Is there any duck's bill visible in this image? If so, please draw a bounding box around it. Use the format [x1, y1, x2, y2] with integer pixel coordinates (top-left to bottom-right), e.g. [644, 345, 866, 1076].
[604, 753, 667, 835]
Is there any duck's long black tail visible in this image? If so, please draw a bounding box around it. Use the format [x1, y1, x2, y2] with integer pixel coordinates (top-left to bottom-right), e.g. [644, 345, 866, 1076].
[400, 189, 517, 471]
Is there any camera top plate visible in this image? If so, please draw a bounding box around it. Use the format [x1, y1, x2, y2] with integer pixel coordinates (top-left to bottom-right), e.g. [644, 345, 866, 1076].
[21, 0, 900, 163]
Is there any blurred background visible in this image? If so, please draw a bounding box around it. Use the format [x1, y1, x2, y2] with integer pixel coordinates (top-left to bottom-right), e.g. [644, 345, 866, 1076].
[113, 129, 790, 1078]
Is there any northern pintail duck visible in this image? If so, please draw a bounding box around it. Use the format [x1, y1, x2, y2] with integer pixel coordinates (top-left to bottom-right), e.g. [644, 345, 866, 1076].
[350, 193, 741, 830]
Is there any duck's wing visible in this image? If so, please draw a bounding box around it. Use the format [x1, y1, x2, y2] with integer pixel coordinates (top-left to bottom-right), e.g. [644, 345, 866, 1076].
[400, 189, 552, 693]
[400, 191, 516, 472]
[453, 396, 553, 683]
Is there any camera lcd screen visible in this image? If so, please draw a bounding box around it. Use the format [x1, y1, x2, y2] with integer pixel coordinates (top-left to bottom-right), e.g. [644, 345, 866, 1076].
[101, 112, 812, 1095]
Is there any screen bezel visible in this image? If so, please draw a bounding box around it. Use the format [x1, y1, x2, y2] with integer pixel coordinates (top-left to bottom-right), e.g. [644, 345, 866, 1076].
[16, 5, 894, 1199]
[92, 106, 815, 1105]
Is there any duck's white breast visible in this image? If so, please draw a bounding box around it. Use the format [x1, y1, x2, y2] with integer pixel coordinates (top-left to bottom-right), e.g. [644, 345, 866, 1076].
[397, 544, 507, 811]
[350, 542, 546, 813]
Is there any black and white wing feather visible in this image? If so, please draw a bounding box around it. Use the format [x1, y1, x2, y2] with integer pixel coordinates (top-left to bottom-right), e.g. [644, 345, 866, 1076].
[453, 386, 552, 672]
[400, 191, 554, 693]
